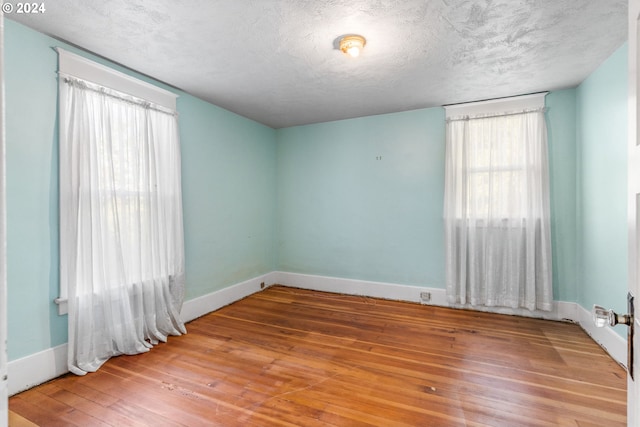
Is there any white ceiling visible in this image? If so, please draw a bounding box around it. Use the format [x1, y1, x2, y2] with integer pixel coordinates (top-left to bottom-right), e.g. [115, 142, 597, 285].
[9, 0, 628, 129]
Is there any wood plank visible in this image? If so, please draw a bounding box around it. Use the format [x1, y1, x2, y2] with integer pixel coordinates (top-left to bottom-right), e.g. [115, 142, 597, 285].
[9, 285, 627, 426]
[8, 410, 39, 427]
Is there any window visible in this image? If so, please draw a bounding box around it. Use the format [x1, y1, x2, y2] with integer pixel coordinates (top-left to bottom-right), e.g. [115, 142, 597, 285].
[452, 111, 541, 219]
[443, 93, 552, 311]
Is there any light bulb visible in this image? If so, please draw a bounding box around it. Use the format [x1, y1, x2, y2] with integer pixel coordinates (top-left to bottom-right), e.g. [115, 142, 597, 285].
[347, 46, 360, 57]
[339, 35, 366, 58]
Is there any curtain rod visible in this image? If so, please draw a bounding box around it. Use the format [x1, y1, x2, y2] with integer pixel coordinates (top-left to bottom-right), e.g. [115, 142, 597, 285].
[446, 107, 546, 122]
[61, 75, 178, 117]
[442, 92, 549, 108]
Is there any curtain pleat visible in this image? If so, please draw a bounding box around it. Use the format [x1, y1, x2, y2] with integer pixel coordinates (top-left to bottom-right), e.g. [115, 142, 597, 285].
[60, 77, 186, 375]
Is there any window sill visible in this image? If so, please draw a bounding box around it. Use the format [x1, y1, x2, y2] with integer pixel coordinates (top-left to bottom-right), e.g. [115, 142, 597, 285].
[54, 298, 68, 315]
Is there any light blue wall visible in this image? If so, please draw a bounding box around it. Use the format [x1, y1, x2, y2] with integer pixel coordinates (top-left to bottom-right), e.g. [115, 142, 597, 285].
[576, 44, 628, 331]
[546, 89, 578, 302]
[179, 96, 277, 299]
[5, 19, 64, 362]
[276, 109, 446, 287]
[5, 19, 277, 360]
[276, 99, 579, 300]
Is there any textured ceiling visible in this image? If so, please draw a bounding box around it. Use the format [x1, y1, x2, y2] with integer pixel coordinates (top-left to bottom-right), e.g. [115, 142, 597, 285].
[9, 0, 628, 128]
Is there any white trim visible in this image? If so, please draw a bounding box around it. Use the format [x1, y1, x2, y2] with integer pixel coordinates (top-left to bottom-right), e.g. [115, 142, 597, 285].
[448, 294, 577, 322]
[180, 272, 278, 322]
[271, 271, 430, 304]
[55, 48, 177, 111]
[273, 271, 575, 321]
[444, 92, 548, 118]
[8, 344, 68, 396]
[54, 298, 67, 316]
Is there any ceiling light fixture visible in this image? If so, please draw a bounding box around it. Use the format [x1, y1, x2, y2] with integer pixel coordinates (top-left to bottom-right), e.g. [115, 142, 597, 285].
[339, 35, 366, 58]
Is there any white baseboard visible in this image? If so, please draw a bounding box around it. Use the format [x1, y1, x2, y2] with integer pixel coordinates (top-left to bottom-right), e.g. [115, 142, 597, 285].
[180, 271, 278, 322]
[576, 303, 627, 368]
[8, 343, 68, 396]
[271, 271, 433, 304]
[273, 271, 576, 320]
[272, 271, 625, 367]
[8, 270, 627, 395]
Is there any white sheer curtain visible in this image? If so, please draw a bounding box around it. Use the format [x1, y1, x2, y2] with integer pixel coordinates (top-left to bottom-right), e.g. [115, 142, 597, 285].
[444, 106, 552, 311]
[59, 76, 186, 375]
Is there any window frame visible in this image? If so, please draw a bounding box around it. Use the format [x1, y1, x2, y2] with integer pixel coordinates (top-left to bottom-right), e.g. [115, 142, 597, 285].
[444, 93, 547, 221]
[55, 48, 178, 315]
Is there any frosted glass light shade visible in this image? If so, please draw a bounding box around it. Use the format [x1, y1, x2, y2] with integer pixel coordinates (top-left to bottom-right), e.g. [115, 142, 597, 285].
[339, 35, 366, 58]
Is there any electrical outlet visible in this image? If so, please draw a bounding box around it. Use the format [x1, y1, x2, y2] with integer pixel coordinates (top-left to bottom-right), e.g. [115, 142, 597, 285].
[420, 291, 431, 303]
[260, 282, 265, 289]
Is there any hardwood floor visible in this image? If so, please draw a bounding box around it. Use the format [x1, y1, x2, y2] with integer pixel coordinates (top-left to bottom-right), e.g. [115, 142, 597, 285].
[9, 285, 626, 426]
